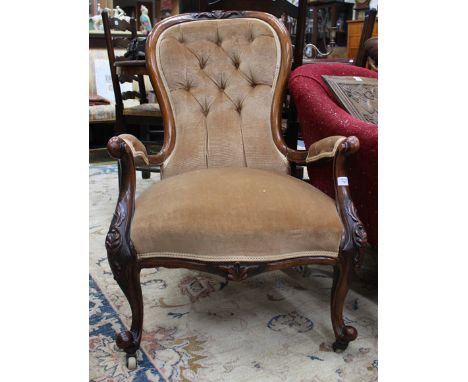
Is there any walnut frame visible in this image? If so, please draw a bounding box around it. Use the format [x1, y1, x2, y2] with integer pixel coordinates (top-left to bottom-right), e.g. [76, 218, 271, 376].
[105, 10, 367, 367]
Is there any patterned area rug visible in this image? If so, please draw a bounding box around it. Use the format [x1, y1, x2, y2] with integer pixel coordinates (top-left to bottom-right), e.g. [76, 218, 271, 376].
[90, 164, 378, 382]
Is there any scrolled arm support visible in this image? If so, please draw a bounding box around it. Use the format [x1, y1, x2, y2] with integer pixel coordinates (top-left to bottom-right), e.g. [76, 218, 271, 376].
[117, 134, 150, 167]
[115, 134, 167, 166]
[105, 136, 138, 280]
[332, 136, 368, 266]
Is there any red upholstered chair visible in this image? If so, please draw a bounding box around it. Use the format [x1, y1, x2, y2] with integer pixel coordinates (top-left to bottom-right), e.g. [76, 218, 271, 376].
[289, 64, 378, 247]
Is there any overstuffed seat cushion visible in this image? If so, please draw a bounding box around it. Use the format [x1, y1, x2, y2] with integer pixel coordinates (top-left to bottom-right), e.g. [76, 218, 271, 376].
[131, 167, 343, 262]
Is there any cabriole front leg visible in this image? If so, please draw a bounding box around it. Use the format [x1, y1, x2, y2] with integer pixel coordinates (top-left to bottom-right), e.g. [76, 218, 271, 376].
[331, 252, 357, 352]
[106, 232, 143, 369]
[115, 263, 143, 356]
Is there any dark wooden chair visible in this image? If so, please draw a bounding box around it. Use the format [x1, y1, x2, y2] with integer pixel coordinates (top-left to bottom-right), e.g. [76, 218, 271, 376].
[106, 10, 367, 370]
[354, 8, 378, 68]
[101, 10, 163, 178]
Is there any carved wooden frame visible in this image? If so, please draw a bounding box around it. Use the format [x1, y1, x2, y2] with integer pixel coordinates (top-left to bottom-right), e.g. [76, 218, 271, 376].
[105, 10, 367, 366]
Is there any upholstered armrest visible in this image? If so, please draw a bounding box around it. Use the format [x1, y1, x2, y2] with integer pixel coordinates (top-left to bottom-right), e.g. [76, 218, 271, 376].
[275, 136, 347, 165]
[306, 136, 346, 163]
[118, 134, 149, 167]
[114, 134, 167, 166]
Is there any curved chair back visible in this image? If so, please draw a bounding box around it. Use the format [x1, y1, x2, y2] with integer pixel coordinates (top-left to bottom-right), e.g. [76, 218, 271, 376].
[146, 11, 293, 178]
[196, 0, 307, 68]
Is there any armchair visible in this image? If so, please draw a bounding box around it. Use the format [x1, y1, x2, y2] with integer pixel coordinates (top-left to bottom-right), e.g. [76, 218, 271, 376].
[106, 11, 367, 370]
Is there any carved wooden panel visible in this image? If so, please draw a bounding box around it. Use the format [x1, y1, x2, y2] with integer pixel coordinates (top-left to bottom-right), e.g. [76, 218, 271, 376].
[192, 10, 246, 19]
[322, 75, 378, 125]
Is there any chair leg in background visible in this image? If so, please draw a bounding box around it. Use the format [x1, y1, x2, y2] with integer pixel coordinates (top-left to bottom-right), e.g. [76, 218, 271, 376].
[330, 255, 358, 352]
[114, 114, 125, 135]
[141, 170, 151, 179]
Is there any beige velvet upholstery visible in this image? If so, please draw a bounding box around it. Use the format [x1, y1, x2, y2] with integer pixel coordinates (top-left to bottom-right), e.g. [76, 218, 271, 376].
[131, 167, 343, 261]
[155, 18, 289, 178]
[306, 136, 346, 163]
[119, 134, 149, 166]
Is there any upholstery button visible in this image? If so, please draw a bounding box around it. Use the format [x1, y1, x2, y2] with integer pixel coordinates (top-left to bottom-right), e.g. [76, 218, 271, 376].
[201, 100, 210, 116]
[231, 55, 240, 69]
[199, 57, 208, 69]
[219, 78, 227, 90]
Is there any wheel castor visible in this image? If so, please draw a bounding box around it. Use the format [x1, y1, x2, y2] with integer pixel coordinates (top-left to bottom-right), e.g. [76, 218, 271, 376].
[126, 354, 137, 370]
[142, 170, 151, 179]
[332, 340, 349, 353]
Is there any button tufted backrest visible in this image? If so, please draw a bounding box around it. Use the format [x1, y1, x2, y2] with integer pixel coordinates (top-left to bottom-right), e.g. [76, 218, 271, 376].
[147, 12, 292, 178]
